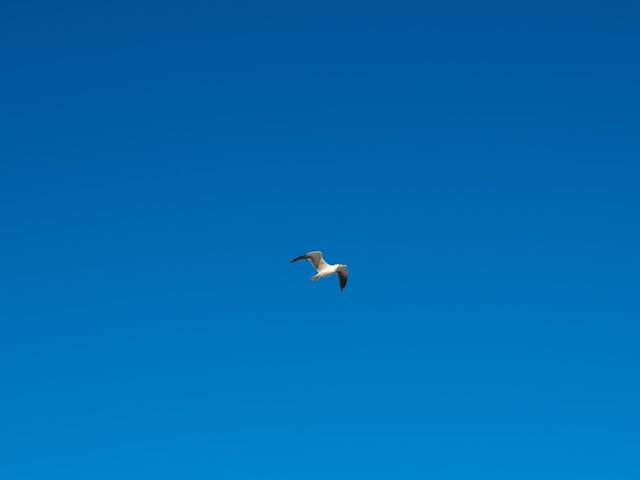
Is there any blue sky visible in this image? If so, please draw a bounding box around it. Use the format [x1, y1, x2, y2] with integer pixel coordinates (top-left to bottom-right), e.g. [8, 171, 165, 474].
[1, 1, 639, 478]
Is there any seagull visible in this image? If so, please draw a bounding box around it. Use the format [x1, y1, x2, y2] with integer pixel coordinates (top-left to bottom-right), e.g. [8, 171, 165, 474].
[290, 251, 349, 290]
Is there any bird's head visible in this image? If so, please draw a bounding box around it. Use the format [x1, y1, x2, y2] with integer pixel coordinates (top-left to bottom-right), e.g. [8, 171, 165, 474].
[338, 264, 347, 268]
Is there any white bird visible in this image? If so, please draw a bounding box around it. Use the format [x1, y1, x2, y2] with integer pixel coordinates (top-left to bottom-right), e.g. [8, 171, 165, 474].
[290, 251, 349, 291]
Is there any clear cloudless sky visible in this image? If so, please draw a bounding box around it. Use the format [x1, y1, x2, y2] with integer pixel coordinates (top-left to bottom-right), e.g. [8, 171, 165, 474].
[1, 1, 639, 479]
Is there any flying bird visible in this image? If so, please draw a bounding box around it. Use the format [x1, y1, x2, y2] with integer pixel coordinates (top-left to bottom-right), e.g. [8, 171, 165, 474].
[290, 251, 349, 290]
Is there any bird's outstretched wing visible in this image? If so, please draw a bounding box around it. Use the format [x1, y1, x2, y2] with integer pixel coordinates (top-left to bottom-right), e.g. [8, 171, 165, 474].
[289, 251, 329, 272]
[337, 265, 348, 290]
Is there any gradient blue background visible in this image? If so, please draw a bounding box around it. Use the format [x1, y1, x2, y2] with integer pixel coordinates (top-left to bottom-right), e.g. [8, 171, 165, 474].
[1, 1, 639, 478]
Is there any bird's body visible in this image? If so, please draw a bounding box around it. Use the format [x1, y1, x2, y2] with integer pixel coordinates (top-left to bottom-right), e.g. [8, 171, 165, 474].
[310, 263, 342, 280]
[290, 251, 348, 290]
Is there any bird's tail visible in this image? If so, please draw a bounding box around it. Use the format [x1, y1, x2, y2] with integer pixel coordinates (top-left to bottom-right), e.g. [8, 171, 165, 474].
[311, 274, 320, 281]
